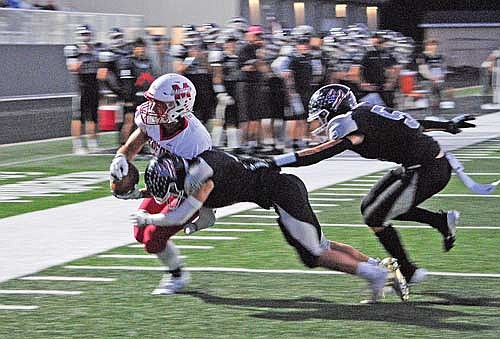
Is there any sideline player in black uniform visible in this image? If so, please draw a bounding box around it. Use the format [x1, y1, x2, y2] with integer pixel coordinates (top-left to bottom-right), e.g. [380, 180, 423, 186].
[130, 150, 409, 303]
[271, 84, 476, 284]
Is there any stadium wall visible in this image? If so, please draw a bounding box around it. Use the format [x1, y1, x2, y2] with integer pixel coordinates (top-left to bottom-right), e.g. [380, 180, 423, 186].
[60, 0, 240, 28]
[0, 45, 74, 144]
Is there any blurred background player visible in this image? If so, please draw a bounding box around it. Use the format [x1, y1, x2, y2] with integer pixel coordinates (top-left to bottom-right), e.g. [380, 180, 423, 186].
[173, 28, 214, 124]
[64, 24, 102, 154]
[109, 74, 213, 295]
[98, 27, 136, 146]
[359, 32, 400, 107]
[208, 31, 242, 152]
[416, 39, 453, 112]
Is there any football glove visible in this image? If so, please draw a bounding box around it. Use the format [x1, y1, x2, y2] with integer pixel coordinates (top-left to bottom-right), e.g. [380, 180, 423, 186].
[446, 114, 476, 134]
[109, 153, 128, 181]
[130, 210, 153, 227]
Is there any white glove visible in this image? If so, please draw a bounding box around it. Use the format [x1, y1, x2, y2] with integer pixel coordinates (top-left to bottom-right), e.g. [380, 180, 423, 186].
[113, 185, 143, 200]
[130, 210, 153, 227]
[184, 158, 214, 195]
[109, 153, 128, 181]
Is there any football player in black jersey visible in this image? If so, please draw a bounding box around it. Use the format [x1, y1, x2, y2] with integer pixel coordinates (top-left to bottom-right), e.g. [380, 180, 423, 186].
[271, 84, 476, 284]
[130, 150, 409, 303]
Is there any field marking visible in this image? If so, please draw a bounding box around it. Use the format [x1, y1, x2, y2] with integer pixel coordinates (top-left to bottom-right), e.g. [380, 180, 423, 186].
[0, 154, 72, 167]
[309, 198, 354, 201]
[310, 203, 339, 207]
[170, 236, 239, 240]
[456, 156, 500, 159]
[351, 179, 378, 183]
[215, 221, 500, 229]
[229, 215, 277, 219]
[0, 305, 39, 310]
[311, 192, 500, 198]
[454, 153, 492, 157]
[201, 228, 264, 232]
[0, 289, 82, 295]
[128, 244, 214, 249]
[323, 188, 369, 191]
[452, 173, 500, 176]
[98, 254, 186, 259]
[19, 276, 116, 282]
[63, 265, 500, 278]
[251, 208, 323, 213]
[337, 183, 374, 187]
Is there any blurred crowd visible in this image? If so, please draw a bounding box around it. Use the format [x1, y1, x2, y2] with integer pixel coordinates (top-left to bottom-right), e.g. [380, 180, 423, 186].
[65, 17, 465, 155]
[0, 0, 58, 10]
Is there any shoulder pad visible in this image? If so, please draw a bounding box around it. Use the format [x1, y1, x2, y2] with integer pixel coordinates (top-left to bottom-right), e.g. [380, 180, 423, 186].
[64, 45, 79, 58]
[208, 50, 224, 64]
[327, 113, 359, 140]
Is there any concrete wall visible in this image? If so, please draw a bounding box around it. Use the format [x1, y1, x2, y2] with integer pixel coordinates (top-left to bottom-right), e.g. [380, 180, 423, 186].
[424, 27, 500, 67]
[60, 0, 240, 29]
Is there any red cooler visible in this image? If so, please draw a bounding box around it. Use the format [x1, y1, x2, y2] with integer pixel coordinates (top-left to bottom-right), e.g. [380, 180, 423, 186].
[98, 105, 119, 131]
[400, 71, 417, 94]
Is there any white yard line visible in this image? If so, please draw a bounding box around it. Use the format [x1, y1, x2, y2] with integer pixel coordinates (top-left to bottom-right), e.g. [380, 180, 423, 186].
[310, 203, 338, 207]
[170, 236, 239, 240]
[128, 244, 214, 249]
[0, 289, 82, 295]
[63, 265, 500, 278]
[251, 208, 323, 213]
[213, 221, 500, 230]
[0, 154, 72, 167]
[351, 179, 378, 183]
[0, 305, 39, 310]
[229, 215, 277, 219]
[337, 183, 374, 187]
[323, 188, 370, 191]
[456, 156, 500, 159]
[201, 228, 263, 232]
[98, 254, 186, 259]
[309, 198, 354, 201]
[452, 173, 500, 176]
[19, 276, 116, 282]
[311, 192, 500, 198]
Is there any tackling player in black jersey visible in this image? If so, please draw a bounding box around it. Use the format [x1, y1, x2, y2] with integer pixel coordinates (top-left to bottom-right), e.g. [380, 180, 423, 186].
[130, 150, 409, 303]
[272, 84, 476, 284]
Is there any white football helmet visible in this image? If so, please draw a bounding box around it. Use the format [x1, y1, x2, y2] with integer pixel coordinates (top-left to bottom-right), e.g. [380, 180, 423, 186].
[142, 74, 196, 125]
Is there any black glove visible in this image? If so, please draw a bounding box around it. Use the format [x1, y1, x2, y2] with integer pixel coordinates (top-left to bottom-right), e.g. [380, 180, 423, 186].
[446, 114, 476, 134]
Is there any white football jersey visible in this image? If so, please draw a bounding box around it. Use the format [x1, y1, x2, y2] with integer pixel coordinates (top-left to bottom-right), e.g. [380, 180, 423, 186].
[135, 107, 212, 159]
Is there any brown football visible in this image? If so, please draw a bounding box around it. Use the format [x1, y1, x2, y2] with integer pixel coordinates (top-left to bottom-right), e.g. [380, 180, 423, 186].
[110, 161, 140, 195]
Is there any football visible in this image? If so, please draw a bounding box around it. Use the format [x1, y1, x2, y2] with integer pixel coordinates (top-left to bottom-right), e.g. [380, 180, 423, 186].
[110, 161, 140, 195]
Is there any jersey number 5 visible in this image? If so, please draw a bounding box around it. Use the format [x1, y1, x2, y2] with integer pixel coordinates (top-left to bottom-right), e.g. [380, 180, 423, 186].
[370, 105, 420, 129]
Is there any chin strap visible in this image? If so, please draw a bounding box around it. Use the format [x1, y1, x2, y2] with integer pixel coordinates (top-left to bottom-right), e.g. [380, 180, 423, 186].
[445, 152, 500, 195]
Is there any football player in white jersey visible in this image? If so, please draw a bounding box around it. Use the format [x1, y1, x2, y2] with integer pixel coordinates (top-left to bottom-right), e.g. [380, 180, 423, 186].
[109, 73, 214, 295]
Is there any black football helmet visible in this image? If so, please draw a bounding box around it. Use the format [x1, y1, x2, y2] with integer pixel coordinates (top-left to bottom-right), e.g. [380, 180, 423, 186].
[145, 153, 188, 207]
[307, 84, 357, 135]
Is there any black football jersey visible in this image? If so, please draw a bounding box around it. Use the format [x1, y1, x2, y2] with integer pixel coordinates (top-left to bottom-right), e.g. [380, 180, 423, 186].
[195, 150, 279, 209]
[348, 103, 441, 166]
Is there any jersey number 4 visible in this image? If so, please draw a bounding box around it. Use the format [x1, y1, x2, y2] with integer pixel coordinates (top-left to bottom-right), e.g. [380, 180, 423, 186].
[370, 105, 420, 129]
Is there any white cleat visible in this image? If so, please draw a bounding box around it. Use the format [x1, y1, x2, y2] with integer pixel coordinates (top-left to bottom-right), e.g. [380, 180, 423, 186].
[361, 267, 389, 304]
[73, 147, 88, 155]
[151, 271, 190, 295]
[444, 210, 460, 252]
[409, 268, 428, 285]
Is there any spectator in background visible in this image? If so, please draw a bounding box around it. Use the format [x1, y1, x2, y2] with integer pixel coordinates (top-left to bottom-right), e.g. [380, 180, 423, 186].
[149, 35, 171, 76]
[360, 32, 400, 107]
[130, 38, 155, 108]
[417, 39, 446, 111]
[480, 46, 500, 104]
[64, 24, 102, 154]
[236, 25, 265, 154]
[283, 35, 314, 151]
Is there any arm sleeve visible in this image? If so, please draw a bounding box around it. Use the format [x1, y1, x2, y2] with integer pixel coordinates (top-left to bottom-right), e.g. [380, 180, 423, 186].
[418, 119, 451, 132]
[147, 196, 203, 227]
[274, 139, 353, 167]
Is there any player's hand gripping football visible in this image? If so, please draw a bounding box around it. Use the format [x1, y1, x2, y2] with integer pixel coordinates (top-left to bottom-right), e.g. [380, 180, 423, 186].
[109, 153, 128, 181]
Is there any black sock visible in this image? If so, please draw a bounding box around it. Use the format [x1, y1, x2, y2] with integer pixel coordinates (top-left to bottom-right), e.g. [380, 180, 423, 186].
[169, 268, 182, 278]
[396, 208, 448, 236]
[375, 225, 416, 278]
